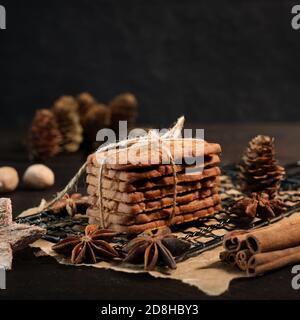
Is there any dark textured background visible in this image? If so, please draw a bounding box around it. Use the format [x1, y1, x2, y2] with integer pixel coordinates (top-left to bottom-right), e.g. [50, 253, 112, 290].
[0, 0, 300, 129]
[0, 2, 300, 301]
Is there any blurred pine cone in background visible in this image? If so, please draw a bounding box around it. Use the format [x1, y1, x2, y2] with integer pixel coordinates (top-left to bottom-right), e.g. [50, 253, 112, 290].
[81, 103, 110, 149]
[109, 93, 138, 135]
[28, 109, 62, 160]
[76, 92, 97, 122]
[27, 92, 139, 156]
[238, 135, 285, 197]
[76, 92, 110, 149]
[53, 95, 78, 113]
[52, 96, 83, 152]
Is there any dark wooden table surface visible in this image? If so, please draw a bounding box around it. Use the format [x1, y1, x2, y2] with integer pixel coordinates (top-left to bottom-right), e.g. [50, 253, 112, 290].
[0, 123, 299, 300]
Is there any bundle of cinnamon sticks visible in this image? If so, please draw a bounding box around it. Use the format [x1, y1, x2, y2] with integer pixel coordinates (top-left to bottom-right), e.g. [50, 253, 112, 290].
[220, 214, 300, 276]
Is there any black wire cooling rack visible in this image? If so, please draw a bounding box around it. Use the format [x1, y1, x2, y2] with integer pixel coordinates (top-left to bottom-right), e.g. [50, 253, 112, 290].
[15, 162, 300, 262]
[173, 162, 300, 262]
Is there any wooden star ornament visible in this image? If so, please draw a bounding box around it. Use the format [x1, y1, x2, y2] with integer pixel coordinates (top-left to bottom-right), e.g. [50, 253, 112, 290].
[0, 198, 46, 270]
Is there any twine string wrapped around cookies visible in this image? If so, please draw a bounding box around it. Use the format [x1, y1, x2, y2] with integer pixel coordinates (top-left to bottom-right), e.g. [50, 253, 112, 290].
[96, 127, 181, 228]
[97, 157, 106, 228]
[159, 138, 178, 224]
[45, 116, 185, 220]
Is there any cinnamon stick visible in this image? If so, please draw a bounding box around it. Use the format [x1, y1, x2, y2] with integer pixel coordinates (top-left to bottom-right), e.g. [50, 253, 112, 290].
[219, 251, 236, 265]
[236, 249, 251, 271]
[246, 216, 300, 254]
[247, 245, 300, 276]
[223, 230, 248, 252]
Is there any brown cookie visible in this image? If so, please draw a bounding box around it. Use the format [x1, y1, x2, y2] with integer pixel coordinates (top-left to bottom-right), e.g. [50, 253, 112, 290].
[98, 187, 219, 215]
[88, 153, 217, 170]
[88, 139, 221, 170]
[87, 176, 220, 204]
[87, 193, 221, 221]
[87, 154, 220, 183]
[103, 204, 222, 234]
[88, 185, 217, 210]
[87, 166, 221, 192]
[103, 194, 221, 225]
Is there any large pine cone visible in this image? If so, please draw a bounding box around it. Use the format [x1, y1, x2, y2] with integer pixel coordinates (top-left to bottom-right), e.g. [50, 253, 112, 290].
[238, 135, 285, 196]
[109, 93, 138, 133]
[52, 96, 83, 152]
[28, 109, 62, 160]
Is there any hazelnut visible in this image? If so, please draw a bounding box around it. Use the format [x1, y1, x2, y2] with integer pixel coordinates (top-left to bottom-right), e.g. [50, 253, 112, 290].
[0, 167, 19, 193]
[23, 164, 55, 190]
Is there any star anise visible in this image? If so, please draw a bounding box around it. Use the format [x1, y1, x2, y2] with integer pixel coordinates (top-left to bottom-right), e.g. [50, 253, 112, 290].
[230, 192, 286, 220]
[49, 193, 89, 216]
[52, 224, 118, 264]
[123, 227, 191, 271]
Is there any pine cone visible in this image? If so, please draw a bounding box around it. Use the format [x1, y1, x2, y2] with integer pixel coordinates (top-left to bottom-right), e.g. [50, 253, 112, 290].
[28, 109, 62, 160]
[238, 135, 285, 196]
[109, 93, 138, 133]
[81, 103, 110, 148]
[230, 192, 286, 220]
[52, 97, 83, 153]
[53, 96, 78, 112]
[76, 92, 97, 120]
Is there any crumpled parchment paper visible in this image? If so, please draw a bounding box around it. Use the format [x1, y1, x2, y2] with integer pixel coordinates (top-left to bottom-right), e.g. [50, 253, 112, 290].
[30, 239, 245, 296]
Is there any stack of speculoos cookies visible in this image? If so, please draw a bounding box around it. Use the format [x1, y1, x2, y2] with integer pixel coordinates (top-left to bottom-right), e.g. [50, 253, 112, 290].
[86, 139, 222, 234]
